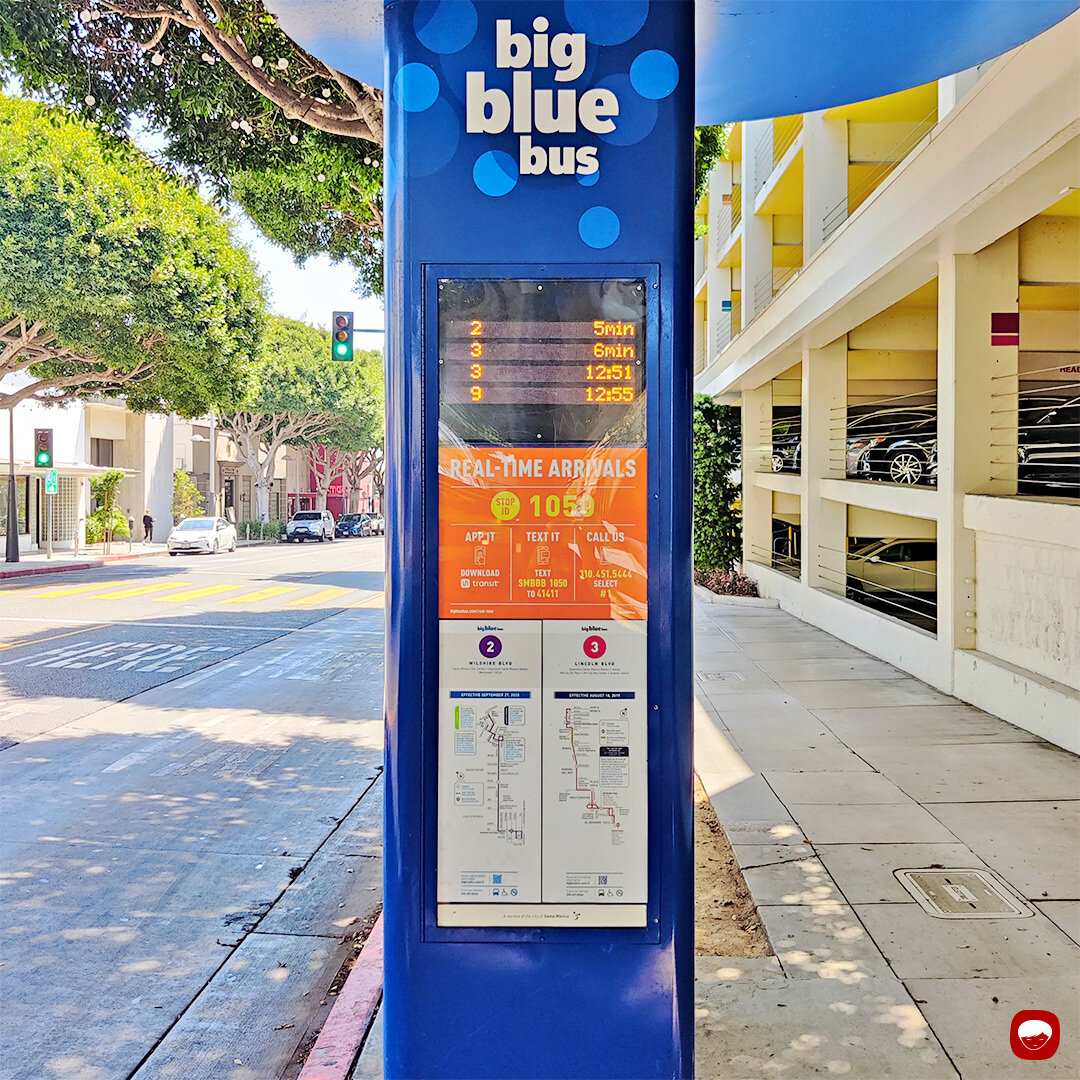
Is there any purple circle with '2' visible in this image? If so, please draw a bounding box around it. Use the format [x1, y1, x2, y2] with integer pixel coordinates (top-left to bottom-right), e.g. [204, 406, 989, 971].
[479, 635, 503, 658]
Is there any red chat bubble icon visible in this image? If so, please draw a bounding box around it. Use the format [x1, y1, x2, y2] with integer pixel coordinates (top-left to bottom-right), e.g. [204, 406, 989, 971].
[1010, 1011, 1060, 1060]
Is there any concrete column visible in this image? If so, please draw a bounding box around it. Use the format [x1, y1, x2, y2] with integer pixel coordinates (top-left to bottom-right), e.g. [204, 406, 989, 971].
[740, 383, 772, 571]
[709, 160, 732, 248]
[938, 67, 982, 120]
[801, 111, 848, 258]
[709, 268, 733, 357]
[800, 339, 848, 590]
[937, 231, 1020, 660]
[741, 120, 773, 323]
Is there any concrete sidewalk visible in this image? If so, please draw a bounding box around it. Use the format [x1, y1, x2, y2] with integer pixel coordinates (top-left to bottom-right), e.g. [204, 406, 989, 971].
[0, 540, 276, 578]
[693, 589, 1079, 1079]
[347, 592, 1078, 1079]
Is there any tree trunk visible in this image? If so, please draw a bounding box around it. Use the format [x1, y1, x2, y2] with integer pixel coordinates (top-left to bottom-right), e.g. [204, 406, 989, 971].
[254, 478, 271, 522]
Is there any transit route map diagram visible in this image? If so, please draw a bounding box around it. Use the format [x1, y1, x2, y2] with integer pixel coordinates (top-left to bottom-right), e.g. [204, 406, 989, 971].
[437, 620, 647, 926]
[437, 622, 542, 906]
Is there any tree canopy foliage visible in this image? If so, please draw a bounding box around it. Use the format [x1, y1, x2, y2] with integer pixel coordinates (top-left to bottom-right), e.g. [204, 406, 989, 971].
[0, 0, 384, 293]
[2, 3, 727, 295]
[218, 314, 382, 520]
[695, 125, 728, 206]
[0, 92, 265, 415]
[693, 393, 742, 570]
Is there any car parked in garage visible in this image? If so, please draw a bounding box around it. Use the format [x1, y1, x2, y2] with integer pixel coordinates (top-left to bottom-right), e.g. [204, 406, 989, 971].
[846, 537, 937, 601]
[284, 510, 335, 542]
[846, 408, 938, 485]
[1018, 394, 1080, 496]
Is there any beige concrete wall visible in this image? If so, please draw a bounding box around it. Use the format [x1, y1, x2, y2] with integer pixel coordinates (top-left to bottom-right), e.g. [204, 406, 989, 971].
[965, 496, 1080, 691]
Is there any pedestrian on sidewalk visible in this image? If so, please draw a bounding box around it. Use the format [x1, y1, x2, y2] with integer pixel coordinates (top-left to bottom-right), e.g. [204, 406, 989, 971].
[142, 509, 154, 543]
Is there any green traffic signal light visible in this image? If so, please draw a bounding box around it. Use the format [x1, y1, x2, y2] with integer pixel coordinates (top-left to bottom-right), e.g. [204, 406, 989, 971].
[332, 311, 354, 362]
[33, 427, 53, 468]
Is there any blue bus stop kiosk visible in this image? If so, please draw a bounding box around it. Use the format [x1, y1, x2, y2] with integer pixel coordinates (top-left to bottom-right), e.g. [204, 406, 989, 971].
[271, 2, 1078, 1075]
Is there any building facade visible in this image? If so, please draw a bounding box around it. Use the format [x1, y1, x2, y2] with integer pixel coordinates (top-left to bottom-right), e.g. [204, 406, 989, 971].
[0, 392, 174, 552]
[694, 14, 1079, 752]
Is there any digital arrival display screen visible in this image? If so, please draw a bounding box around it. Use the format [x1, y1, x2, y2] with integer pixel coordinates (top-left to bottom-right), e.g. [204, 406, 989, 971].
[438, 278, 646, 445]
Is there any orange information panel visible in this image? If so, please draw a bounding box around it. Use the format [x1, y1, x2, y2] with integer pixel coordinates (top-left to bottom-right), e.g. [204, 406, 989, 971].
[439, 446, 647, 620]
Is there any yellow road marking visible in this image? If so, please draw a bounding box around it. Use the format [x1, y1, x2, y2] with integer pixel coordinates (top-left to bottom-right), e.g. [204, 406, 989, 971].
[155, 584, 245, 603]
[287, 587, 353, 607]
[86, 582, 186, 600]
[22, 579, 137, 599]
[0, 624, 104, 652]
[219, 586, 299, 605]
[351, 591, 386, 609]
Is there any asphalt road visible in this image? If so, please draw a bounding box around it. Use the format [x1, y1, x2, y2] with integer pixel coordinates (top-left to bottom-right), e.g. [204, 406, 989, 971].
[0, 539, 387, 1080]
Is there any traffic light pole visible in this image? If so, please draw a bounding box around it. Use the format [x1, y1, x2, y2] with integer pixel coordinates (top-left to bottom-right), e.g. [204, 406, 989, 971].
[6, 405, 18, 563]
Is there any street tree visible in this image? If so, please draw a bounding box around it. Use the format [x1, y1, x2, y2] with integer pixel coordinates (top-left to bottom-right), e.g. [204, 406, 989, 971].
[218, 314, 380, 521]
[307, 345, 383, 511]
[2, 3, 721, 293]
[0, 0, 384, 293]
[172, 469, 206, 521]
[0, 94, 265, 415]
[343, 440, 383, 514]
[86, 467, 128, 552]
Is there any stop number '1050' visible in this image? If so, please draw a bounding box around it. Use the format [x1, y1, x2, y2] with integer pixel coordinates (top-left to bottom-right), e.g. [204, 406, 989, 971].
[529, 494, 595, 518]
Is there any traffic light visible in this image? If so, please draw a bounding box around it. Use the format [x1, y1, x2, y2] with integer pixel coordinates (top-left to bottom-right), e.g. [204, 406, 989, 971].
[33, 428, 53, 468]
[332, 311, 354, 361]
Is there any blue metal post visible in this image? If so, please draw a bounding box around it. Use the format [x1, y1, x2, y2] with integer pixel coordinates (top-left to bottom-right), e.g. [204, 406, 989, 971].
[384, 3, 694, 1075]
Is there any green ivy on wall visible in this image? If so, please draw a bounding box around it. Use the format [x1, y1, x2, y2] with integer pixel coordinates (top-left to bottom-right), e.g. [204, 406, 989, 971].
[693, 394, 742, 570]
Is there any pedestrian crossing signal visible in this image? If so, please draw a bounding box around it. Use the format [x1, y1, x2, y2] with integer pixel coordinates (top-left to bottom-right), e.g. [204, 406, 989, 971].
[332, 311, 354, 361]
[34, 428, 53, 468]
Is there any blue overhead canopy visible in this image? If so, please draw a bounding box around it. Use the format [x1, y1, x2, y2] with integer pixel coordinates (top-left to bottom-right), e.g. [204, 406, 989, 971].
[266, 0, 1078, 122]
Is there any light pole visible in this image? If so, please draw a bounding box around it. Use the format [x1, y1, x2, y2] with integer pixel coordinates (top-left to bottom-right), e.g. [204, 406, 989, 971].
[6, 405, 19, 563]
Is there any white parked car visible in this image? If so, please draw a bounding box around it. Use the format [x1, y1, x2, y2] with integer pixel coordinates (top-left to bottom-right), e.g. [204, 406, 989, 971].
[284, 509, 336, 542]
[167, 516, 237, 556]
[846, 538, 937, 599]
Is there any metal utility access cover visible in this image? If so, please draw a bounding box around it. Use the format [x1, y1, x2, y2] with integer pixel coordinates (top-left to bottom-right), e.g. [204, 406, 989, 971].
[895, 868, 1034, 919]
[696, 672, 745, 682]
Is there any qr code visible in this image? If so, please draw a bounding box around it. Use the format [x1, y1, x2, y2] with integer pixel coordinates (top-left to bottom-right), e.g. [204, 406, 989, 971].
[598, 875, 608, 885]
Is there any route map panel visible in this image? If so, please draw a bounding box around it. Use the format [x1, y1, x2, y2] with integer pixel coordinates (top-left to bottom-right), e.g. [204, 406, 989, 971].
[436, 276, 649, 929]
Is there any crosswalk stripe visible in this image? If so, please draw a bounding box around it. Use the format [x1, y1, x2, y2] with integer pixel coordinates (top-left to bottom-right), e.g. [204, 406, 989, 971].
[219, 585, 299, 605]
[84, 582, 185, 600]
[351, 591, 386, 609]
[23, 579, 137, 599]
[155, 584, 245, 603]
[287, 587, 353, 607]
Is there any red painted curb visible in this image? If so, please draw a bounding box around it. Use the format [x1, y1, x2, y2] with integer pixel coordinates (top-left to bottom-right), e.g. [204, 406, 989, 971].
[0, 561, 105, 580]
[0, 550, 162, 580]
[299, 914, 384, 1080]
